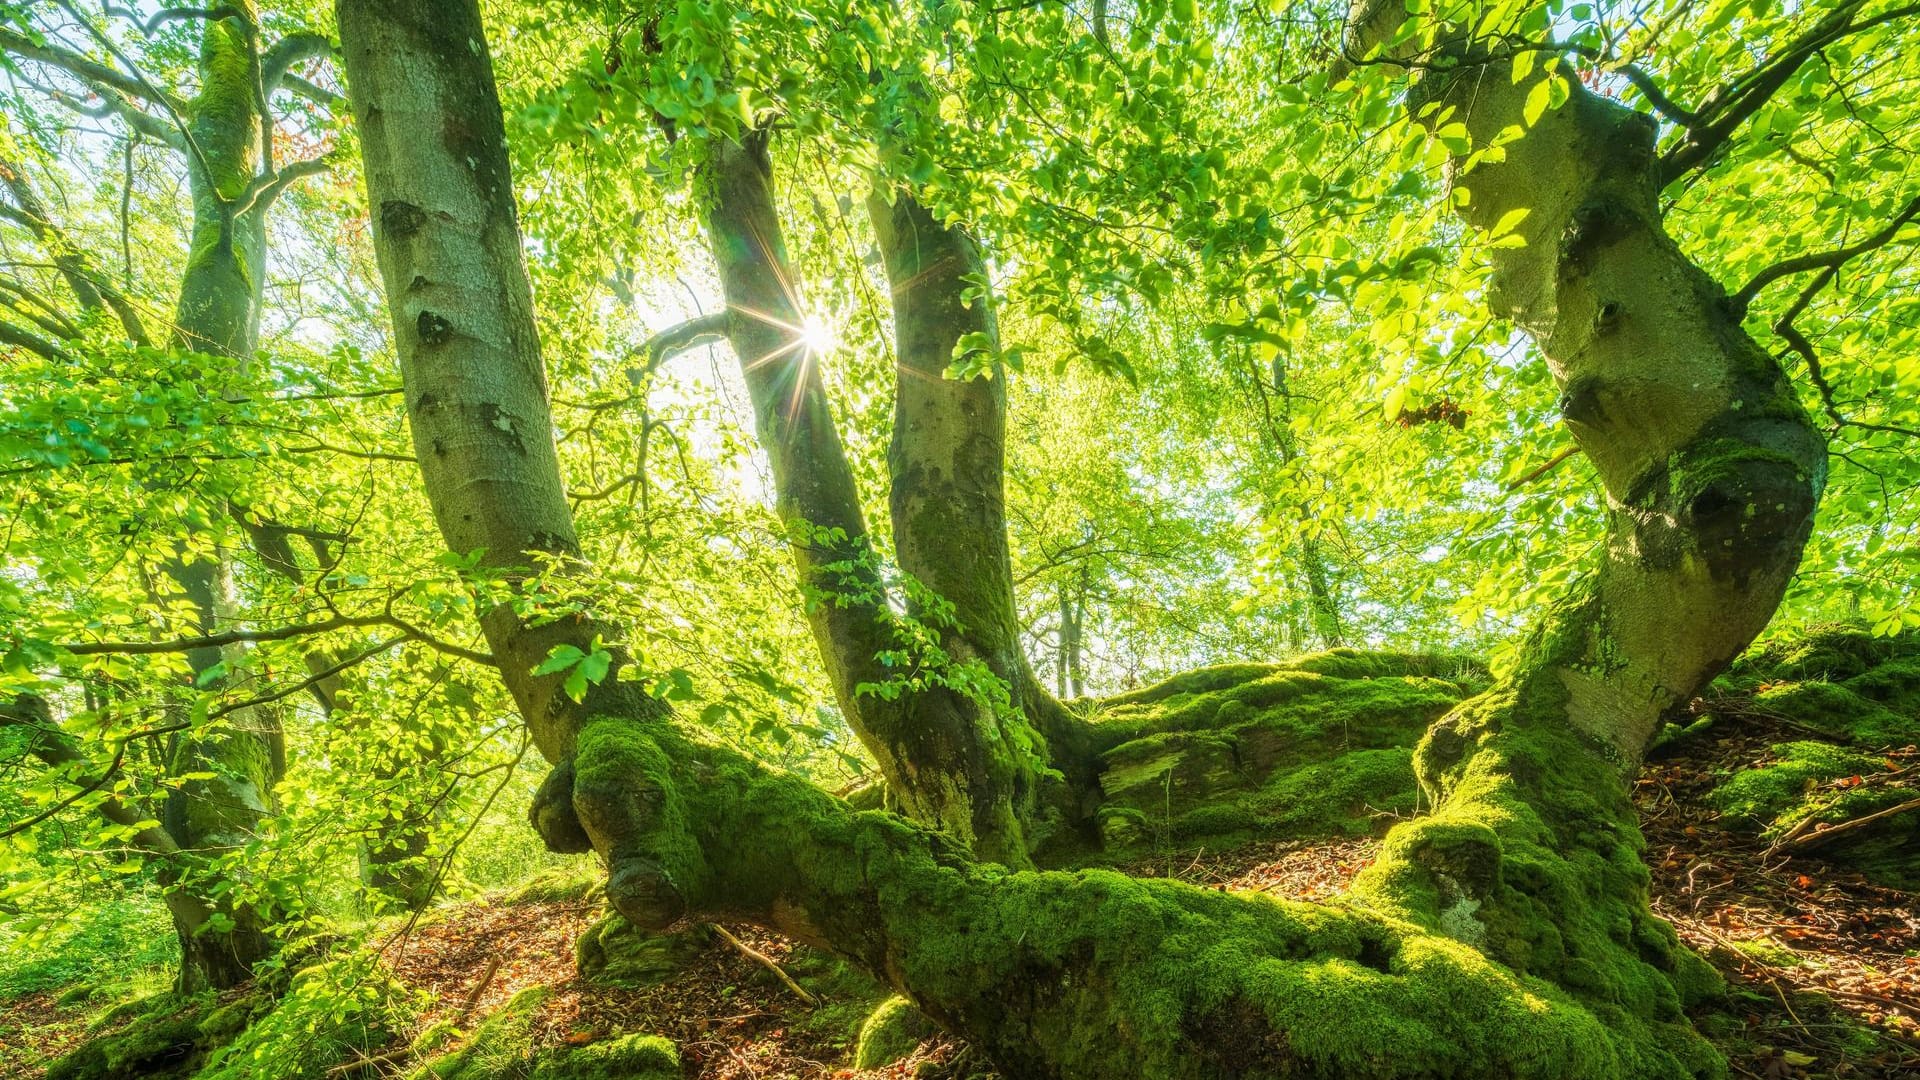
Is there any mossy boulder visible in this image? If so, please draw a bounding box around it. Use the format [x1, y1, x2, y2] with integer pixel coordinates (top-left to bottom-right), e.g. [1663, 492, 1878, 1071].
[1087, 654, 1477, 850]
[45, 988, 274, 1080]
[1707, 741, 1919, 888]
[500, 863, 603, 906]
[573, 913, 710, 987]
[408, 986, 550, 1080]
[853, 996, 936, 1069]
[530, 1034, 677, 1080]
[1700, 626, 1920, 887]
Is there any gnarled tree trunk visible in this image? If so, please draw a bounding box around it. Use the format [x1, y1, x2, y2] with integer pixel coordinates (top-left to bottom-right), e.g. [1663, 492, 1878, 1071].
[338, 1, 1821, 1075]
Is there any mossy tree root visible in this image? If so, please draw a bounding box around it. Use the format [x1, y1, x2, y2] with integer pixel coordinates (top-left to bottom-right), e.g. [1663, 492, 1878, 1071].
[527, 710, 1717, 1080]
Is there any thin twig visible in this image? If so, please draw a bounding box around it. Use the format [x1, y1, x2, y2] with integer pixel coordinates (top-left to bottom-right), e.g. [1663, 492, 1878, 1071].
[708, 923, 819, 1007]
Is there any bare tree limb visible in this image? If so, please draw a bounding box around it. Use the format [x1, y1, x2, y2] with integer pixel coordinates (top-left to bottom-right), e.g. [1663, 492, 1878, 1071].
[261, 31, 330, 92]
[623, 311, 731, 385]
[49, 0, 219, 196]
[62, 609, 493, 666]
[231, 155, 334, 218]
[0, 27, 179, 108]
[0, 316, 72, 361]
[1732, 194, 1920, 316]
[277, 71, 341, 110]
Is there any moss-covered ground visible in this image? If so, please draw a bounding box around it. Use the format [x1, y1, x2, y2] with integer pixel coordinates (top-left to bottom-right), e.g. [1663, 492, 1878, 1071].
[7, 637, 1915, 1080]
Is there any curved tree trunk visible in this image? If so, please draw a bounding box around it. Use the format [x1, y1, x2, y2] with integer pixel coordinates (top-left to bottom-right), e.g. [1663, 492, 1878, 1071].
[339, 2, 1821, 1075]
[868, 186, 1098, 837]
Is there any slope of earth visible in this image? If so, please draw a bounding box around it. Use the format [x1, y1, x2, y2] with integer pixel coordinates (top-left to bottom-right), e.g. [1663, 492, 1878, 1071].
[6, 633, 1918, 1080]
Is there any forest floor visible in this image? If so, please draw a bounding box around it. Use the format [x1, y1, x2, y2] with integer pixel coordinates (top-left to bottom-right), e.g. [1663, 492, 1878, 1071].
[2, 711, 1915, 1080]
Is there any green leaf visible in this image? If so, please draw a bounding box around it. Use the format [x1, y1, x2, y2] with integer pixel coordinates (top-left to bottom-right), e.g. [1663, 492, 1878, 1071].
[534, 644, 585, 676]
[1523, 78, 1553, 127]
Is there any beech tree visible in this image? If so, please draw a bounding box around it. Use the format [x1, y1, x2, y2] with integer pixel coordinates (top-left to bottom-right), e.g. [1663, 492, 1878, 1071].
[327, 0, 1854, 1074]
[4, 0, 1916, 1076]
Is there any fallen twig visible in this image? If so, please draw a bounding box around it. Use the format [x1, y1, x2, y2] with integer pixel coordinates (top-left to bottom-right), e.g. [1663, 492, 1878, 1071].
[1779, 796, 1920, 854]
[708, 923, 818, 1007]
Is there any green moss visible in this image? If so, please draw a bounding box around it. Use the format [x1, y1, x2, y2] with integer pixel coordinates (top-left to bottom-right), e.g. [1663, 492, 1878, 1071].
[1708, 741, 1909, 831]
[573, 915, 708, 988]
[405, 984, 675, 1080]
[196, 959, 407, 1080]
[500, 864, 602, 906]
[776, 945, 892, 1049]
[1727, 938, 1801, 968]
[45, 987, 274, 1080]
[1751, 682, 1919, 748]
[1088, 658, 1463, 852]
[408, 986, 549, 1080]
[1344, 684, 1723, 1078]
[529, 1034, 677, 1080]
[853, 996, 935, 1069]
[1729, 623, 1892, 685]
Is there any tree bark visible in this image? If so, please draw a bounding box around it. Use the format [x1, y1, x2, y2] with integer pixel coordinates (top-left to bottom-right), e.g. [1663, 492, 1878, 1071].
[339, 2, 1821, 1075]
[157, 4, 286, 991]
[698, 135, 1064, 864]
[0, 152, 149, 343]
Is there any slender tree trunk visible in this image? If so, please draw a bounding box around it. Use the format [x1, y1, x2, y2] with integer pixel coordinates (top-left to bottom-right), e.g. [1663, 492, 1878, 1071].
[339, 4, 1820, 1074]
[156, 4, 285, 992]
[1299, 536, 1345, 648]
[699, 135, 1069, 864]
[0, 152, 149, 343]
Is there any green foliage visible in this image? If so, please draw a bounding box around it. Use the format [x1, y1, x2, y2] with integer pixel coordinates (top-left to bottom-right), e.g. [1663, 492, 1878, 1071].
[43, 988, 273, 1080]
[0, 892, 174, 998]
[197, 957, 415, 1080]
[406, 986, 678, 1080]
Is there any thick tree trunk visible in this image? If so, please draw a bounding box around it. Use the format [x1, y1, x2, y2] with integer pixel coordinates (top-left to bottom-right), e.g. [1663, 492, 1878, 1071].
[871, 188, 1105, 848]
[340, 3, 1820, 1075]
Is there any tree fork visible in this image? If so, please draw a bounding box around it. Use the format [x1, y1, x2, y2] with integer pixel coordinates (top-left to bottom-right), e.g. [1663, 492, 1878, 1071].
[868, 183, 1099, 834]
[699, 132, 1051, 864]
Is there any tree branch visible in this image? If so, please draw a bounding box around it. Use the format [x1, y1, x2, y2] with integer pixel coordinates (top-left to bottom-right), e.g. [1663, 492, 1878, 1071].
[261, 31, 330, 93]
[0, 152, 152, 343]
[61, 610, 492, 665]
[0, 279, 82, 339]
[0, 694, 186, 849]
[231, 155, 334, 218]
[0, 27, 179, 108]
[0, 316, 72, 361]
[1771, 261, 1920, 441]
[622, 311, 731, 385]
[1659, 1, 1920, 183]
[49, 0, 219, 195]
[1732, 194, 1920, 316]
[142, 6, 247, 34]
